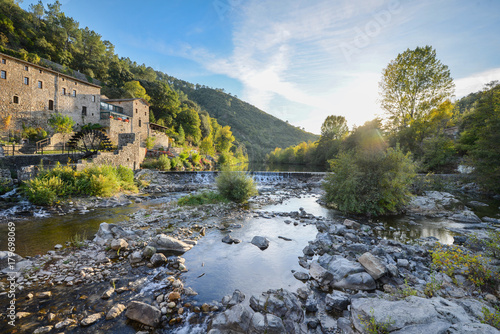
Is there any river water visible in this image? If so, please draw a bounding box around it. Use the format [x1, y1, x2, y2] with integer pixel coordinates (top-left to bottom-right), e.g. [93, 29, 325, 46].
[1, 173, 499, 333]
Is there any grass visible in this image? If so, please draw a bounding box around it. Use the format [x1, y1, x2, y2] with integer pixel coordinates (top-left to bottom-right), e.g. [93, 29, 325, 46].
[69, 232, 87, 248]
[177, 191, 229, 206]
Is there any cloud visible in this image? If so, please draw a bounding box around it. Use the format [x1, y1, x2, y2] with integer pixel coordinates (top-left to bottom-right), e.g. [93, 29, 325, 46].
[454, 68, 500, 98]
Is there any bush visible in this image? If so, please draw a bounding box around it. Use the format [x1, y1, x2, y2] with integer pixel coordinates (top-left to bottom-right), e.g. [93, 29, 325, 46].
[157, 154, 171, 171]
[216, 171, 258, 203]
[421, 136, 456, 171]
[430, 244, 498, 288]
[170, 157, 182, 170]
[21, 164, 138, 205]
[323, 147, 416, 216]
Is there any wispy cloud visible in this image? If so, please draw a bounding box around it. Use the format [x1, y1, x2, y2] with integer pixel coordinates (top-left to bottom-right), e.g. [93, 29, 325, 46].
[454, 68, 500, 98]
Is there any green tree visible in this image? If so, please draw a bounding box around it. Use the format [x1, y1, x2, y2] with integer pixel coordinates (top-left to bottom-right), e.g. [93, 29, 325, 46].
[461, 82, 500, 192]
[320, 115, 348, 141]
[48, 112, 74, 135]
[379, 46, 455, 131]
[215, 125, 235, 153]
[176, 108, 201, 145]
[123, 81, 151, 101]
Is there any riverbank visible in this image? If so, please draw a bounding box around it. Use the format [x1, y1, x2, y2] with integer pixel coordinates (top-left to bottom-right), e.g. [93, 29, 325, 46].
[1, 171, 499, 333]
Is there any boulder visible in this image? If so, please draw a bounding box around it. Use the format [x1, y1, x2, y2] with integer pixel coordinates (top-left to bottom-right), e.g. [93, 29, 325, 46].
[106, 303, 126, 320]
[208, 303, 253, 333]
[149, 234, 194, 253]
[251, 236, 270, 250]
[129, 250, 143, 264]
[319, 254, 365, 281]
[81, 313, 102, 326]
[221, 289, 245, 307]
[142, 246, 156, 259]
[344, 219, 361, 230]
[325, 290, 350, 313]
[450, 210, 482, 223]
[350, 296, 492, 333]
[333, 272, 376, 291]
[125, 301, 161, 327]
[358, 252, 387, 279]
[150, 253, 168, 267]
[111, 238, 128, 251]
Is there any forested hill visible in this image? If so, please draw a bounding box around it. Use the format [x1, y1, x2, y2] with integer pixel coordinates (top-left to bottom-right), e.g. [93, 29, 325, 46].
[0, 0, 318, 160]
[177, 87, 319, 160]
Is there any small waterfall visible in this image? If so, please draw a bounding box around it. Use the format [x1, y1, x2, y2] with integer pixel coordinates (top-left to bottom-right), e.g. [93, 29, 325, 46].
[0, 188, 17, 198]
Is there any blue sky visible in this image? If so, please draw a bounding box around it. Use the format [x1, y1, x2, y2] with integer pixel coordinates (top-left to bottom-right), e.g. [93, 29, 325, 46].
[22, 0, 500, 134]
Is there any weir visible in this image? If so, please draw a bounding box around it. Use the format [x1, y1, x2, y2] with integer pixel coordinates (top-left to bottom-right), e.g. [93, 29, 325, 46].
[158, 171, 326, 185]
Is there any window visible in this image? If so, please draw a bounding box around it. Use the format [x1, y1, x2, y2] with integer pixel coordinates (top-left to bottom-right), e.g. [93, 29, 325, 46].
[144, 111, 146, 116]
[82, 106, 87, 116]
[139, 119, 142, 127]
[92, 95, 96, 102]
[1, 70, 5, 79]
[1, 59, 5, 64]
[38, 81, 43, 89]
[62, 88, 66, 95]
[39, 70, 43, 74]
[24, 65, 28, 71]
[13, 96, 19, 104]
[135, 108, 138, 114]
[48, 100, 54, 110]
[23, 77, 29, 85]
[72, 90, 76, 97]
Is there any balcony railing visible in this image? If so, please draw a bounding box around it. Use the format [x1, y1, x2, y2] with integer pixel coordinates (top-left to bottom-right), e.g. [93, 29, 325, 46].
[100, 101, 124, 113]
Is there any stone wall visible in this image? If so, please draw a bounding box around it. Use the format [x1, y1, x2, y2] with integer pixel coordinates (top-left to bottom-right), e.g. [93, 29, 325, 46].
[0, 154, 83, 176]
[150, 130, 170, 150]
[77, 133, 145, 171]
[0, 52, 101, 131]
[103, 118, 132, 145]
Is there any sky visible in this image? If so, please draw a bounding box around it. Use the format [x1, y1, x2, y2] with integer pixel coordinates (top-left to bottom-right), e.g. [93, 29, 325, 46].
[22, 0, 500, 134]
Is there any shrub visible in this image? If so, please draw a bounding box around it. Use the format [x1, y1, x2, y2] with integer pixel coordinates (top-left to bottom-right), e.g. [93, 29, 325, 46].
[177, 191, 228, 206]
[216, 171, 258, 203]
[22, 164, 137, 205]
[421, 136, 457, 171]
[359, 309, 394, 334]
[145, 136, 156, 150]
[170, 157, 182, 170]
[157, 154, 171, 171]
[430, 244, 498, 288]
[482, 306, 500, 329]
[179, 150, 190, 161]
[323, 147, 416, 216]
[191, 152, 202, 166]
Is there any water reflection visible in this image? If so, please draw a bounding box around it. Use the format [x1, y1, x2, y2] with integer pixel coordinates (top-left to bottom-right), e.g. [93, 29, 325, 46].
[181, 217, 318, 304]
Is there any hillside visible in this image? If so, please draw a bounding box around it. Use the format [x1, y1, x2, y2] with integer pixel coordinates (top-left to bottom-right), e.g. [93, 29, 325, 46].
[0, 0, 318, 160]
[177, 87, 318, 160]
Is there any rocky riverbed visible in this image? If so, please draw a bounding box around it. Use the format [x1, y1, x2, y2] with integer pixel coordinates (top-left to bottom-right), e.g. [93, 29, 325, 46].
[1, 171, 500, 333]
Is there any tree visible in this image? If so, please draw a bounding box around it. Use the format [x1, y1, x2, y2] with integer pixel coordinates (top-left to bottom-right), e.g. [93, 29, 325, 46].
[323, 146, 416, 216]
[176, 108, 201, 145]
[48, 112, 74, 150]
[123, 81, 150, 101]
[379, 46, 454, 131]
[320, 115, 348, 141]
[460, 81, 500, 192]
[215, 126, 235, 153]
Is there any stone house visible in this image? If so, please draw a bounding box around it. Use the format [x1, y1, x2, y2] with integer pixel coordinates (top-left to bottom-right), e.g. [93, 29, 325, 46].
[0, 52, 177, 170]
[0, 52, 101, 130]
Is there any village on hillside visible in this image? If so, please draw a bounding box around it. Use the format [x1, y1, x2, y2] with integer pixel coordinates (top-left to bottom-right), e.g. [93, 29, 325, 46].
[0, 52, 171, 171]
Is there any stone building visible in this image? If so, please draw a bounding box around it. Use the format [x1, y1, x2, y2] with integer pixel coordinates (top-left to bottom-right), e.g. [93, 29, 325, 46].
[0, 52, 170, 169]
[0, 52, 101, 129]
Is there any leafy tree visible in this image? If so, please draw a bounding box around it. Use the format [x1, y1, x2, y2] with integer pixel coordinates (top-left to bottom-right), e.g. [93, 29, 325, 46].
[320, 115, 348, 141]
[123, 81, 151, 101]
[379, 46, 454, 131]
[460, 82, 500, 192]
[48, 112, 74, 135]
[176, 108, 201, 145]
[323, 146, 416, 216]
[215, 125, 235, 153]
[200, 136, 215, 156]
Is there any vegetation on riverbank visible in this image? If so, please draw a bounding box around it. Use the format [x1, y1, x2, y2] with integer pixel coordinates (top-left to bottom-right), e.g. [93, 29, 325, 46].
[21, 163, 138, 205]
